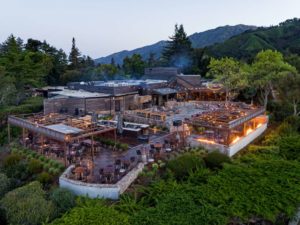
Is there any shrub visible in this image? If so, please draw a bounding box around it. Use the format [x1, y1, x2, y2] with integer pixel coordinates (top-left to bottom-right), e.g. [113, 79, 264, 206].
[50, 188, 76, 216]
[43, 163, 51, 171]
[204, 151, 231, 169]
[28, 159, 43, 174]
[187, 168, 212, 185]
[277, 134, 300, 160]
[167, 153, 205, 180]
[3, 153, 22, 168]
[37, 172, 53, 185]
[50, 198, 130, 225]
[0, 173, 11, 198]
[0, 181, 54, 225]
[39, 155, 46, 162]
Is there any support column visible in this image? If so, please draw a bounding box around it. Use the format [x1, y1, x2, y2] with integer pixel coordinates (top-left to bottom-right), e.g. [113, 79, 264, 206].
[64, 142, 67, 167]
[226, 130, 231, 146]
[91, 135, 94, 161]
[114, 129, 117, 151]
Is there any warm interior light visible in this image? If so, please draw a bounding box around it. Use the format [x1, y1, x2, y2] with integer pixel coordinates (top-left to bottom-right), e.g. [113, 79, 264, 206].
[231, 136, 240, 144]
[197, 138, 215, 144]
[257, 123, 262, 128]
[246, 128, 253, 135]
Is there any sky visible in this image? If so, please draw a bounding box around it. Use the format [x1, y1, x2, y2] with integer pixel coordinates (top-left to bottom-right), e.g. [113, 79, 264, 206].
[0, 0, 299, 58]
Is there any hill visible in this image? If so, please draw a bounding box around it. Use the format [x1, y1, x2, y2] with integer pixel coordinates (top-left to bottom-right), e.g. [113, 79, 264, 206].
[206, 18, 300, 60]
[95, 25, 256, 65]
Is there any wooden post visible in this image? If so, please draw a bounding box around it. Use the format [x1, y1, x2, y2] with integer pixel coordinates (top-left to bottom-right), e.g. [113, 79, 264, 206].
[114, 129, 117, 150]
[91, 135, 94, 161]
[7, 123, 11, 145]
[64, 142, 67, 167]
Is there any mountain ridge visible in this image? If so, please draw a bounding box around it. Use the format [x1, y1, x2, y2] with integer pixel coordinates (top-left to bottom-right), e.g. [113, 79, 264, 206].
[95, 24, 256, 65]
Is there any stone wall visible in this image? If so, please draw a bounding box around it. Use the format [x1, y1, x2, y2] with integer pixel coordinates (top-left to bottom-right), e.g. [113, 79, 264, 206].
[59, 163, 144, 199]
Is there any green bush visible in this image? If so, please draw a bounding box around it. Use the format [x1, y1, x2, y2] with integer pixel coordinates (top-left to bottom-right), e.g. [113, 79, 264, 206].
[50, 188, 76, 216]
[28, 159, 43, 174]
[277, 134, 300, 160]
[0, 173, 11, 198]
[50, 198, 130, 225]
[3, 153, 22, 169]
[39, 155, 46, 162]
[167, 153, 205, 180]
[43, 163, 51, 171]
[204, 151, 231, 169]
[0, 181, 54, 225]
[37, 172, 53, 185]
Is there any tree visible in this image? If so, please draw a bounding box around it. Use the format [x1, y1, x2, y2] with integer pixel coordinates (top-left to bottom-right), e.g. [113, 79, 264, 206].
[277, 73, 300, 116]
[208, 57, 248, 104]
[147, 52, 156, 67]
[191, 48, 210, 76]
[123, 54, 146, 78]
[110, 57, 115, 66]
[96, 64, 119, 80]
[68, 37, 80, 69]
[161, 24, 193, 71]
[251, 50, 297, 108]
[0, 66, 17, 105]
[0, 181, 54, 225]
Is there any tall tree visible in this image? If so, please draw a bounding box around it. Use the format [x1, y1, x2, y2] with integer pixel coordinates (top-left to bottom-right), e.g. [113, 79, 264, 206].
[277, 73, 300, 116]
[251, 50, 297, 108]
[110, 57, 115, 66]
[208, 57, 248, 104]
[68, 37, 80, 69]
[123, 54, 146, 78]
[147, 52, 156, 67]
[161, 24, 193, 71]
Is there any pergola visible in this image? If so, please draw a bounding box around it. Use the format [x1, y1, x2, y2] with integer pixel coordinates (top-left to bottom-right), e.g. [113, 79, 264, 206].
[8, 113, 116, 166]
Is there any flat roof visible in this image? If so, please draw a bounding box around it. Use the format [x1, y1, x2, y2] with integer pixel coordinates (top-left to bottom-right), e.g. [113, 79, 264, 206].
[50, 89, 110, 98]
[45, 124, 84, 134]
[153, 88, 177, 95]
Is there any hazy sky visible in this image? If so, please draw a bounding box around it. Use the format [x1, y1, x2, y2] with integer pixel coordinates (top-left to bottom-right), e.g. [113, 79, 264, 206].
[1, 0, 299, 58]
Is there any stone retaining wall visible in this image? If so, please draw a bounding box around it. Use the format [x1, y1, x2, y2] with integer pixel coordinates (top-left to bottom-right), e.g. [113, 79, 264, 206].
[59, 163, 144, 199]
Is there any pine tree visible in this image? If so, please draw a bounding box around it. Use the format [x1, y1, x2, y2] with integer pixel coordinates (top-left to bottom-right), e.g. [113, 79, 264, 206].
[161, 24, 193, 70]
[68, 37, 80, 69]
[110, 57, 115, 66]
[147, 52, 156, 67]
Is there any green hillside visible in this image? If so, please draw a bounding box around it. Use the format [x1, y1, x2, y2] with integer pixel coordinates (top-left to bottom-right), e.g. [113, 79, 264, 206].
[207, 18, 300, 60]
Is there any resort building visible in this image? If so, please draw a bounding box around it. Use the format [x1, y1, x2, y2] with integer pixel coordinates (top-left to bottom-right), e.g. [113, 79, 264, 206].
[7, 67, 268, 199]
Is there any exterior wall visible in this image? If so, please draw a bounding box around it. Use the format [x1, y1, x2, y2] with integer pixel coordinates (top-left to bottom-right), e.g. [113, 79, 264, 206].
[44, 94, 139, 115]
[187, 122, 268, 157]
[227, 123, 267, 157]
[59, 163, 144, 199]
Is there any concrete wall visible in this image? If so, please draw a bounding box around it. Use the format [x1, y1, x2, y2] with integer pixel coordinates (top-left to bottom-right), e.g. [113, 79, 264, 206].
[59, 163, 144, 199]
[187, 122, 268, 157]
[227, 123, 267, 157]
